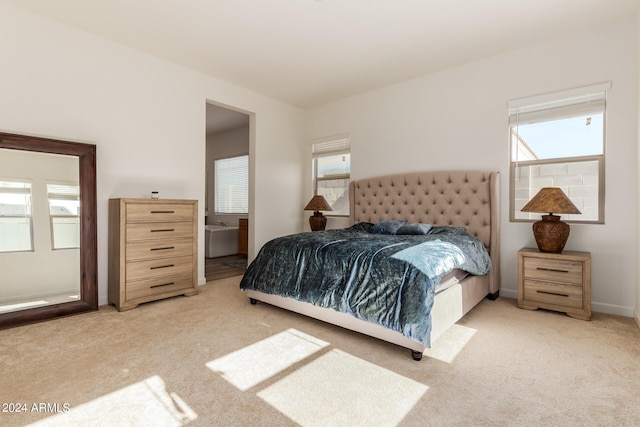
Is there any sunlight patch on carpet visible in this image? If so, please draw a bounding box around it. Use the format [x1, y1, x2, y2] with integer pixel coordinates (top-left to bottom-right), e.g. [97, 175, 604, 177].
[28, 375, 197, 426]
[206, 328, 329, 391]
[423, 323, 477, 363]
[257, 349, 428, 426]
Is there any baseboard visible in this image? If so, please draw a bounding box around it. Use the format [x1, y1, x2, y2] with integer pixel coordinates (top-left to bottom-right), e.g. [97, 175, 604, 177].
[591, 302, 635, 318]
[491, 288, 634, 318]
[498, 289, 518, 299]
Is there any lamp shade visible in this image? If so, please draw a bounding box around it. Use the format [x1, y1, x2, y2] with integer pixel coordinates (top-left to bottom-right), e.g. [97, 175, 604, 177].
[304, 195, 332, 212]
[521, 187, 581, 215]
[521, 187, 581, 253]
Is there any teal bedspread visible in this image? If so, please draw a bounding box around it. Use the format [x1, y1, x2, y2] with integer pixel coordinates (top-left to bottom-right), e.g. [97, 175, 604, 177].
[239, 223, 491, 347]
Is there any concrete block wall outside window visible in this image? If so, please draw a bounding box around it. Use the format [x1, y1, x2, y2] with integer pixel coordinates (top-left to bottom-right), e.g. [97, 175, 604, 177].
[317, 178, 350, 215]
[514, 160, 599, 221]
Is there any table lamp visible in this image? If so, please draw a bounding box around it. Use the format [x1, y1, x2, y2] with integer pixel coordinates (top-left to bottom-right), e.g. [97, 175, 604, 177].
[520, 187, 581, 253]
[304, 195, 332, 231]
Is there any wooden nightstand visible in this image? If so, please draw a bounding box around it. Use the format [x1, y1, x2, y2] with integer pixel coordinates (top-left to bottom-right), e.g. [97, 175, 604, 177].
[518, 248, 591, 320]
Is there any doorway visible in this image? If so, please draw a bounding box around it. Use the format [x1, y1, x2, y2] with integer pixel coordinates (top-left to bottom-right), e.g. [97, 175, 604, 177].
[205, 102, 251, 281]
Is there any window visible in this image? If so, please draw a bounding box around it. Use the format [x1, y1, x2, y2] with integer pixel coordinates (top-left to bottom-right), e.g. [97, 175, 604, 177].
[509, 83, 609, 223]
[47, 183, 80, 249]
[312, 134, 351, 216]
[0, 180, 33, 252]
[215, 155, 248, 214]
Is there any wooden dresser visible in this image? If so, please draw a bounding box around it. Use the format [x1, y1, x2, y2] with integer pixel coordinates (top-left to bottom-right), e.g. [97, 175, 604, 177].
[517, 248, 591, 320]
[108, 198, 198, 311]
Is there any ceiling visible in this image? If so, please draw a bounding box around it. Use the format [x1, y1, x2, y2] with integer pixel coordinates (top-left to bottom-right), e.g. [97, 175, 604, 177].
[4, 0, 639, 113]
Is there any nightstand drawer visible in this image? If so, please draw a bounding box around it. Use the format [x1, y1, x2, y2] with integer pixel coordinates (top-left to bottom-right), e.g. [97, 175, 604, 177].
[523, 279, 583, 309]
[523, 257, 583, 285]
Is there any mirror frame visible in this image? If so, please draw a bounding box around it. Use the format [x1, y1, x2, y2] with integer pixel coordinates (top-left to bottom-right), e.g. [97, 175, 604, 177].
[0, 132, 97, 329]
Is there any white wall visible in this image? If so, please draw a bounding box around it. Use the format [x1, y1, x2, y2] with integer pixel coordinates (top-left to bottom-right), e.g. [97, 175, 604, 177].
[0, 3, 305, 305]
[307, 18, 638, 317]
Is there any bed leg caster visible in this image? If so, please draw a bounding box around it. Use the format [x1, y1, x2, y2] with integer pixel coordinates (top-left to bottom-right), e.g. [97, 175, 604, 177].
[249, 298, 257, 305]
[411, 350, 423, 361]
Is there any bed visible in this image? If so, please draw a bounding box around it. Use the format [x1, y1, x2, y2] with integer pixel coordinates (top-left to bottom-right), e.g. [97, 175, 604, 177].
[240, 170, 500, 360]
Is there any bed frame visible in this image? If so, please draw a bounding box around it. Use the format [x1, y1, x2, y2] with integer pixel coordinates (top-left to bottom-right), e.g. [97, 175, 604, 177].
[246, 170, 500, 360]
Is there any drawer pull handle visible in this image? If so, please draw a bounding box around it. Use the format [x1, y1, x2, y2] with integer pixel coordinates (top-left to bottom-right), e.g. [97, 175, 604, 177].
[150, 229, 175, 233]
[151, 282, 175, 288]
[536, 267, 569, 273]
[537, 290, 569, 297]
[150, 246, 175, 251]
[151, 210, 175, 214]
[150, 264, 175, 270]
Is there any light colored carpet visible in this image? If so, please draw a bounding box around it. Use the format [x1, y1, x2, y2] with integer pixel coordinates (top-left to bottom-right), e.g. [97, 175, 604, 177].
[1, 276, 639, 426]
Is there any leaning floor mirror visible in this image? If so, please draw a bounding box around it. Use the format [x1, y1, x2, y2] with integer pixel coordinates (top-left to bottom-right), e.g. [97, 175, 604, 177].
[0, 132, 97, 329]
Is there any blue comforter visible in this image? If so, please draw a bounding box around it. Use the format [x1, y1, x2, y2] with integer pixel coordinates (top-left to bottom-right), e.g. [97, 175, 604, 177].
[239, 223, 491, 347]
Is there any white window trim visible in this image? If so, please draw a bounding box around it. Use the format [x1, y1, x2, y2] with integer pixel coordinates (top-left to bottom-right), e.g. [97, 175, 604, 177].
[508, 83, 609, 224]
[311, 133, 351, 217]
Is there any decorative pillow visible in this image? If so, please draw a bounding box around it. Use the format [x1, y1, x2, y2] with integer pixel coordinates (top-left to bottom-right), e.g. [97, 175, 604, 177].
[395, 223, 433, 235]
[350, 222, 374, 233]
[370, 220, 406, 235]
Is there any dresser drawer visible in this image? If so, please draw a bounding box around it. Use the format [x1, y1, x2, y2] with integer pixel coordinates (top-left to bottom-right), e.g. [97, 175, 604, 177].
[523, 257, 583, 285]
[523, 279, 583, 309]
[126, 255, 194, 281]
[125, 272, 194, 301]
[125, 238, 193, 261]
[126, 203, 194, 222]
[126, 222, 194, 242]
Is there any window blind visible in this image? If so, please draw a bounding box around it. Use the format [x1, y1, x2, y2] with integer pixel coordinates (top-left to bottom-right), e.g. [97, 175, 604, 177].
[215, 155, 248, 214]
[312, 133, 351, 157]
[0, 181, 32, 216]
[508, 82, 610, 126]
[47, 183, 79, 199]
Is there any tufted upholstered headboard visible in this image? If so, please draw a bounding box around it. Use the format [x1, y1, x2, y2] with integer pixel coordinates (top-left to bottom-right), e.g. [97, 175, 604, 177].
[349, 170, 500, 293]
